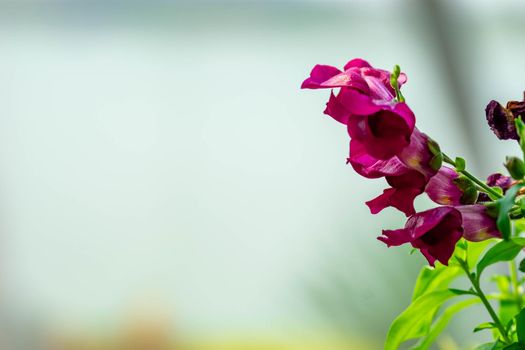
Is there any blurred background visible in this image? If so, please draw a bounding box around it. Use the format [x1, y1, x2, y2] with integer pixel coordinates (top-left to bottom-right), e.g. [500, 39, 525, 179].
[0, 0, 524, 349]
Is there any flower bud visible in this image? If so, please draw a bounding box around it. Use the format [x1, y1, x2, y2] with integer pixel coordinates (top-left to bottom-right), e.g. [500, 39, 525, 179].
[425, 166, 478, 205]
[456, 204, 501, 242]
[504, 156, 525, 180]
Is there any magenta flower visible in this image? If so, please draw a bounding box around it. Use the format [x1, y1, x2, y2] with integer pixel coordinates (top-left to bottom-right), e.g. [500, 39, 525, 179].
[365, 170, 427, 216]
[425, 166, 478, 205]
[348, 139, 427, 216]
[301, 59, 415, 160]
[345, 95, 416, 159]
[378, 207, 463, 266]
[301, 58, 406, 101]
[456, 205, 501, 242]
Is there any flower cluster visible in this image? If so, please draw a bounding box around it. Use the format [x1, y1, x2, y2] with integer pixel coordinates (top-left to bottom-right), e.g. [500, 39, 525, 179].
[301, 59, 503, 266]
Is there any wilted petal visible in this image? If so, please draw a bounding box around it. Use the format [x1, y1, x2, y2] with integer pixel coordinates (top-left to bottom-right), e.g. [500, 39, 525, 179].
[485, 100, 518, 140]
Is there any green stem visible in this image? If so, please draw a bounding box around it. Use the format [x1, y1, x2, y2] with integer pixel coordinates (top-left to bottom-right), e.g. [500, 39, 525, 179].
[443, 154, 503, 199]
[458, 260, 511, 343]
[457, 253, 510, 342]
[509, 260, 523, 310]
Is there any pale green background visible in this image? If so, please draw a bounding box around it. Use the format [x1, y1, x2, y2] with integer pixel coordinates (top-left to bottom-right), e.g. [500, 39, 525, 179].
[0, 0, 523, 348]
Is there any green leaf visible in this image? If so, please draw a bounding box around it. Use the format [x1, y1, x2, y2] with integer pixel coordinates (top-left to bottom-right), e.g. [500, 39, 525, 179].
[496, 184, 524, 240]
[477, 238, 525, 277]
[475, 341, 505, 350]
[429, 154, 443, 171]
[489, 187, 505, 201]
[474, 322, 497, 333]
[455, 157, 466, 172]
[412, 263, 462, 301]
[503, 343, 525, 350]
[427, 138, 441, 156]
[520, 258, 525, 273]
[449, 288, 476, 296]
[384, 290, 457, 350]
[468, 239, 495, 268]
[410, 298, 479, 350]
[516, 219, 525, 235]
[516, 308, 525, 343]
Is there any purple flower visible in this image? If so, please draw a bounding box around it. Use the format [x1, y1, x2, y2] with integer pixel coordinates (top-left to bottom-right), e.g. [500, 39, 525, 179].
[425, 166, 478, 205]
[456, 205, 501, 242]
[378, 207, 463, 266]
[477, 173, 513, 202]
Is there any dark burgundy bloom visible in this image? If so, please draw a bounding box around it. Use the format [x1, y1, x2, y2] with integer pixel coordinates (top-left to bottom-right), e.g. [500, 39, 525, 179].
[477, 173, 513, 202]
[302, 59, 415, 160]
[507, 100, 525, 122]
[485, 96, 525, 140]
[456, 205, 501, 242]
[378, 207, 463, 266]
[425, 166, 478, 205]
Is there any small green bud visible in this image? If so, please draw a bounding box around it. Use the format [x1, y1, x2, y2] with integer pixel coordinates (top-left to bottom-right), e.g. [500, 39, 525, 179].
[427, 138, 441, 156]
[393, 64, 401, 77]
[390, 64, 405, 103]
[390, 74, 397, 90]
[454, 157, 466, 172]
[504, 156, 525, 180]
[453, 176, 478, 204]
[429, 154, 443, 171]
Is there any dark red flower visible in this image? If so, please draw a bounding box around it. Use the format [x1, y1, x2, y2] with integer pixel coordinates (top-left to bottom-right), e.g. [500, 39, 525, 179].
[378, 207, 463, 266]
